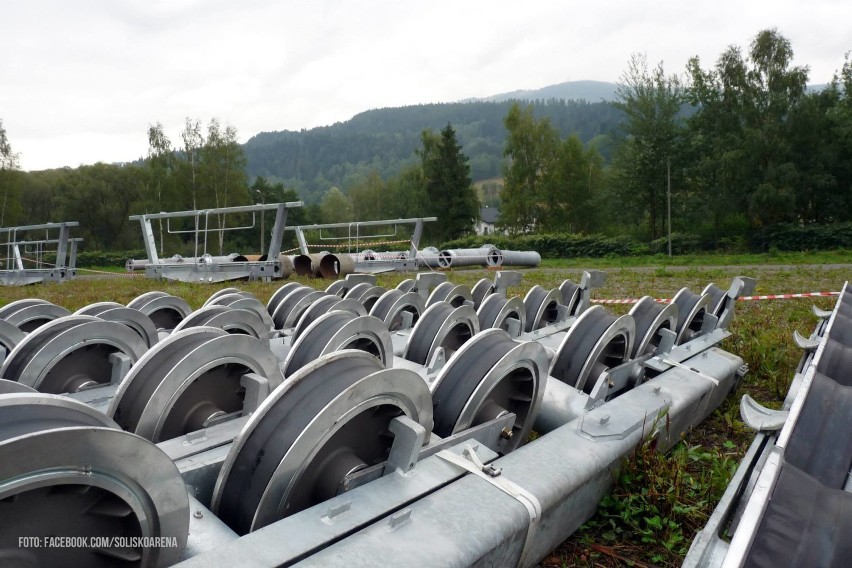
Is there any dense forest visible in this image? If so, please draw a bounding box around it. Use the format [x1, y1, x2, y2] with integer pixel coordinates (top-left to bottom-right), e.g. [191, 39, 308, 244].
[0, 29, 850, 257]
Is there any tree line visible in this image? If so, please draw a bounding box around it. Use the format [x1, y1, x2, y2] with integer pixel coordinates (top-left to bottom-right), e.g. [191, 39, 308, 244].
[498, 29, 852, 248]
[0, 117, 478, 253]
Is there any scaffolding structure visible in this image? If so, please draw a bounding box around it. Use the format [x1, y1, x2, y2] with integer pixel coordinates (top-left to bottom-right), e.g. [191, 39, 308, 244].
[128, 202, 302, 283]
[0, 222, 80, 286]
[288, 217, 437, 273]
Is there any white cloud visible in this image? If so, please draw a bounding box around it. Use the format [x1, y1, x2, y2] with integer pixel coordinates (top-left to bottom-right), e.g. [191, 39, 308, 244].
[1, 0, 849, 170]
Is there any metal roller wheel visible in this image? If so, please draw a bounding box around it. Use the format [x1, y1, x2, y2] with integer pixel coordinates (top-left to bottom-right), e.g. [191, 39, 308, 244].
[426, 281, 473, 308]
[211, 350, 433, 534]
[396, 279, 416, 293]
[0, 318, 26, 356]
[203, 287, 248, 307]
[477, 294, 527, 338]
[266, 282, 304, 316]
[0, 315, 149, 394]
[325, 279, 348, 297]
[550, 305, 635, 394]
[369, 289, 425, 332]
[471, 278, 495, 310]
[206, 293, 274, 332]
[126, 291, 191, 331]
[172, 305, 270, 338]
[75, 302, 159, 348]
[0, 395, 188, 568]
[671, 288, 712, 344]
[701, 283, 730, 318]
[108, 327, 284, 443]
[0, 392, 119, 431]
[403, 301, 480, 365]
[284, 312, 393, 377]
[0, 299, 71, 332]
[343, 282, 372, 302]
[559, 280, 582, 316]
[352, 285, 386, 312]
[271, 287, 327, 330]
[0, 298, 49, 319]
[293, 296, 366, 340]
[430, 329, 547, 451]
[628, 296, 679, 357]
[523, 285, 563, 332]
[0, 378, 37, 394]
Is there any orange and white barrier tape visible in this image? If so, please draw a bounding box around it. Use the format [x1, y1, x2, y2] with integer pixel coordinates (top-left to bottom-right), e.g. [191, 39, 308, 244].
[592, 291, 841, 305]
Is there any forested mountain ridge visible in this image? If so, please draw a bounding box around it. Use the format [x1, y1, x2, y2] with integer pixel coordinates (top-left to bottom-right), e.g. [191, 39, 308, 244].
[468, 80, 618, 103]
[244, 97, 625, 204]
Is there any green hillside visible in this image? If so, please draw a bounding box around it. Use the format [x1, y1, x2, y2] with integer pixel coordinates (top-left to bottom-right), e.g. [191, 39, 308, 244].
[244, 97, 624, 204]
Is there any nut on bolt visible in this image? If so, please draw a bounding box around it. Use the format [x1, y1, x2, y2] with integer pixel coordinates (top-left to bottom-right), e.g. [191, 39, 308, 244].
[500, 427, 513, 439]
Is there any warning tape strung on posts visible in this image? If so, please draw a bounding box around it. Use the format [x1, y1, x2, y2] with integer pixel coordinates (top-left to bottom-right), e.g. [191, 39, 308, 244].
[591, 291, 841, 305]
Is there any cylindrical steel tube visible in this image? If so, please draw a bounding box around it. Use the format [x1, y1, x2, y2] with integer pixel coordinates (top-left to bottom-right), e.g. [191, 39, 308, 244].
[319, 253, 356, 279]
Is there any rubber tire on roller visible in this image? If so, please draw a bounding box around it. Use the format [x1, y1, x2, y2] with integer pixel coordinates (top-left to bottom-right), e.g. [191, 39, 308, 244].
[403, 301, 480, 365]
[523, 285, 563, 332]
[126, 291, 191, 331]
[559, 280, 582, 316]
[283, 311, 393, 377]
[471, 278, 495, 310]
[0, 318, 26, 355]
[172, 305, 269, 339]
[205, 293, 275, 332]
[266, 282, 303, 316]
[671, 288, 712, 344]
[75, 302, 159, 348]
[430, 329, 547, 451]
[369, 289, 425, 332]
[477, 294, 527, 338]
[0, 315, 149, 394]
[271, 287, 326, 330]
[0, 299, 71, 332]
[0, 394, 188, 568]
[325, 280, 348, 297]
[549, 305, 635, 395]
[203, 287, 247, 307]
[701, 283, 730, 318]
[293, 296, 366, 340]
[107, 326, 283, 442]
[628, 296, 679, 358]
[426, 282, 473, 308]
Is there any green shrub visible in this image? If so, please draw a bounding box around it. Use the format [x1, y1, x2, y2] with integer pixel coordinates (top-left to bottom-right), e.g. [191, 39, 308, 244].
[749, 222, 852, 251]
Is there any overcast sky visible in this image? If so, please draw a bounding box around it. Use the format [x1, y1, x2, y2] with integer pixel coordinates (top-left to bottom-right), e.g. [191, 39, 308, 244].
[2, 0, 850, 171]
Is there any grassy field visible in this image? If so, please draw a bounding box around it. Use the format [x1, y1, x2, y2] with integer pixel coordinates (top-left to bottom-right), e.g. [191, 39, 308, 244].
[1, 262, 847, 566]
[538, 249, 851, 268]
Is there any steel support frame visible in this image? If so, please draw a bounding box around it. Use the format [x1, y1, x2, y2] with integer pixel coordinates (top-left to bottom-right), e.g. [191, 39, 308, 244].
[288, 217, 437, 273]
[0, 222, 80, 285]
[129, 202, 302, 283]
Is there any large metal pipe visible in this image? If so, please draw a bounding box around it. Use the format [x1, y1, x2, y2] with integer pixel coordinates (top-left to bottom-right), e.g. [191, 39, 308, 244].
[483, 245, 504, 267]
[293, 252, 328, 277]
[417, 246, 442, 268]
[500, 250, 541, 267]
[437, 248, 490, 268]
[319, 253, 356, 279]
[277, 254, 294, 278]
